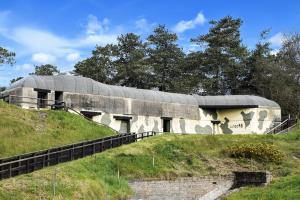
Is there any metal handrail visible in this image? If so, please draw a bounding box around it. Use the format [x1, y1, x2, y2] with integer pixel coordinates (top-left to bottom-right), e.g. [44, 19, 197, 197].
[0, 131, 156, 180]
[276, 123, 298, 134]
[266, 119, 288, 134]
[6, 95, 66, 109]
[266, 118, 298, 134]
[0, 133, 132, 162]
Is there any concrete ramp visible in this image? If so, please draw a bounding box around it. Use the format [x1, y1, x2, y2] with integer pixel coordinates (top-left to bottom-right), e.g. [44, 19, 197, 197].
[129, 176, 234, 200]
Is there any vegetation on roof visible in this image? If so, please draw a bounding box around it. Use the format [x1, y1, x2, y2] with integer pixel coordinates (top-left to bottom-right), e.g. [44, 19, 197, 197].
[0, 100, 116, 158]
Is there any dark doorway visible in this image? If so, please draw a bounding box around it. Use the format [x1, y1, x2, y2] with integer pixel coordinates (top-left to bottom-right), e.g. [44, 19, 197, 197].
[163, 118, 171, 132]
[37, 91, 48, 108]
[55, 91, 63, 103]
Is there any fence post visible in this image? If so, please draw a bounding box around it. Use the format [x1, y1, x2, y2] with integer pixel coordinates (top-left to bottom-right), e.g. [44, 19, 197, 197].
[152, 156, 155, 167]
[52, 168, 57, 197]
[8, 163, 12, 178]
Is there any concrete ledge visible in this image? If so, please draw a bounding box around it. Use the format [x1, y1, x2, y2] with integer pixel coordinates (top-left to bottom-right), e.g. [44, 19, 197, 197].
[232, 171, 272, 188]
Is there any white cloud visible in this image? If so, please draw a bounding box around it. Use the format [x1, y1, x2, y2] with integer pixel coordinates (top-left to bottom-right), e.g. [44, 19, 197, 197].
[9, 27, 73, 55]
[86, 14, 110, 35]
[0, 13, 124, 86]
[173, 12, 206, 33]
[183, 44, 200, 53]
[66, 52, 80, 62]
[76, 34, 118, 46]
[269, 33, 284, 46]
[14, 63, 34, 71]
[270, 49, 280, 55]
[0, 14, 119, 58]
[31, 52, 56, 64]
[135, 18, 155, 32]
[0, 23, 118, 59]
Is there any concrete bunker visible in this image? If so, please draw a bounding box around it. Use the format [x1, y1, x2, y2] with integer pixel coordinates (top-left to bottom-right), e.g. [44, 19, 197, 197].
[0, 75, 281, 134]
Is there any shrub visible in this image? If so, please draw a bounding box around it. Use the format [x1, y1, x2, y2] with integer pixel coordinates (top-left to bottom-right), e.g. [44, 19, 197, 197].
[223, 143, 284, 163]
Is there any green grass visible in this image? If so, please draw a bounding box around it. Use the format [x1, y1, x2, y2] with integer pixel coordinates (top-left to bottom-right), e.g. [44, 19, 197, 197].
[0, 100, 116, 157]
[0, 124, 299, 199]
[224, 176, 300, 200]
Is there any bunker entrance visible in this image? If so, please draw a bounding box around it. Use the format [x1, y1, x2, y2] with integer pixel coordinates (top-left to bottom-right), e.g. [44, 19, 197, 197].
[113, 116, 132, 134]
[35, 89, 50, 108]
[120, 120, 130, 133]
[53, 91, 64, 109]
[162, 118, 171, 132]
[55, 91, 63, 103]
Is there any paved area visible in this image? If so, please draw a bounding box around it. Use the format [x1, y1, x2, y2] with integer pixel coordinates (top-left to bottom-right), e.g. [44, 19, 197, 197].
[129, 176, 234, 200]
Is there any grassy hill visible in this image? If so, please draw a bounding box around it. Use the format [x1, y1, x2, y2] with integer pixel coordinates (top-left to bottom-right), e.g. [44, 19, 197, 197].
[0, 121, 299, 199]
[0, 100, 116, 158]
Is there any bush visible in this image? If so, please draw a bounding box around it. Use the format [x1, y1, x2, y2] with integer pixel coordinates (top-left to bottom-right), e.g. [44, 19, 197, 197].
[223, 143, 284, 163]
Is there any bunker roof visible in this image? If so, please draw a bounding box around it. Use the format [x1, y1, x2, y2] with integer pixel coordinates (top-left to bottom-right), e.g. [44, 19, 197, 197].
[7, 75, 280, 108]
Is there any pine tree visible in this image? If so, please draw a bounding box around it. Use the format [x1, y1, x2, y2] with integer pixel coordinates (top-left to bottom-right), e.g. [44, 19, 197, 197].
[147, 25, 185, 91]
[192, 16, 248, 95]
[74, 44, 117, 84]
[113, 33, 150, 88]
[30, 64, 60, 76]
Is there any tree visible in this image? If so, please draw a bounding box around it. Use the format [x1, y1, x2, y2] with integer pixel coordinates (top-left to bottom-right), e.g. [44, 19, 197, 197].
[74, 44, 117, 84]
[113, 33, 150, 88]
[0, 87, 6, 92]
[10, 77, 23, 84]
[243, 30, 274, 95]
[191, 16, 248, 95]
[277, 33, 300, 84]
[147, 25, 185, 92]
[0, 47, 15, 65]
[178, 52, 206, 94]
[245, 31, 300, 117]
[30, 64, 60, 75]
[275, 33, 300, 117]
[0, 47, 15, 91]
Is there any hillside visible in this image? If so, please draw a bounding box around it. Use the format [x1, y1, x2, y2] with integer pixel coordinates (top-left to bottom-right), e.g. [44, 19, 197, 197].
[0, 101, 116, 158]
[0, 122, 299, 199]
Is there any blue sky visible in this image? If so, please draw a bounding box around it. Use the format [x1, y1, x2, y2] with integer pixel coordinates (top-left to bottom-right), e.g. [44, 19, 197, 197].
[1, 0, 300, 86]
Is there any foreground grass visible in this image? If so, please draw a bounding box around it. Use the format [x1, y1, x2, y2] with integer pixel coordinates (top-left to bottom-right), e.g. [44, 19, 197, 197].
[224, 175, 300, 200]
[0, 124, 299, 199]
[0, 101, 116, 157]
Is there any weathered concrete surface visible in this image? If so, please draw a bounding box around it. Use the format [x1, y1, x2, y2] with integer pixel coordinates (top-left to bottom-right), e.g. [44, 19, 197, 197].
[2, 77, 281, 134]
[129, 172, 271, 200]
[129, 176, 234, 200]
[232, 171, 272, 187]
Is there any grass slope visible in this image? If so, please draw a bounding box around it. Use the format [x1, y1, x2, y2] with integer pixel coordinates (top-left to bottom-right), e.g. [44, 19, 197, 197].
[0, 124, 299, 199]
[0, 101, 116, 158]
[224, 175, 300, 200]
